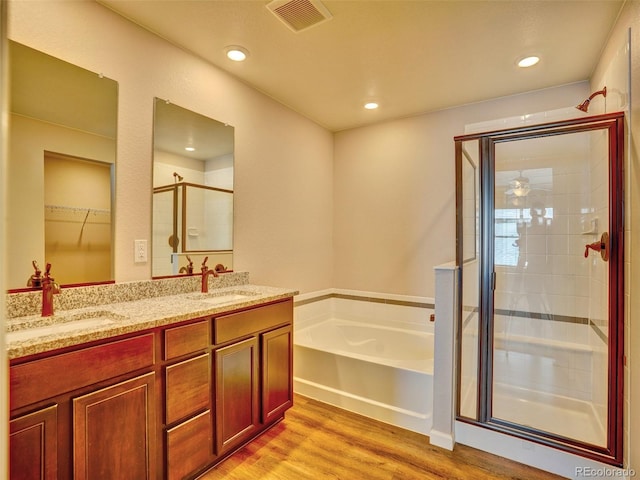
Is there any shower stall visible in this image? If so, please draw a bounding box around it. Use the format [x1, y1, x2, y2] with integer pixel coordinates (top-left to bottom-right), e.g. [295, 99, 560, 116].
[152, 181, 233, 277]
[454, 111, 624, 465]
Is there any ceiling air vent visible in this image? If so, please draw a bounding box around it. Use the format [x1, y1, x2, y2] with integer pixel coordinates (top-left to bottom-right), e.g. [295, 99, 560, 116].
[266, 0, 332, 33]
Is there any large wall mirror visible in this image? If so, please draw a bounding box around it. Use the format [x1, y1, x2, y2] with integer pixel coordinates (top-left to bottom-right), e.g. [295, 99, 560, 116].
[152, 98, 234, 277]
[7, 41, 118, 290]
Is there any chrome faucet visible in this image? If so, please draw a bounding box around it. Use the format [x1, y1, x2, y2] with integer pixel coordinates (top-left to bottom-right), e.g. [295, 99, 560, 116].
[200, 257, 218, 293]
[41, 263, 61, 317]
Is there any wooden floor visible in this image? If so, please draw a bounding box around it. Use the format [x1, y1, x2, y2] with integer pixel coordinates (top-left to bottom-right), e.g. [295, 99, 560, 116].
[199, 395, 565, 480]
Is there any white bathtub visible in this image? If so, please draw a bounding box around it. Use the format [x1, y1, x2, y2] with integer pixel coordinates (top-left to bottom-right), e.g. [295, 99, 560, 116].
[294, 316, 434, 435]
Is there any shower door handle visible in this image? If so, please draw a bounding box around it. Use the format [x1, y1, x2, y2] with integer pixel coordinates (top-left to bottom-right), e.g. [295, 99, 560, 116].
[584, 232, 609, 262]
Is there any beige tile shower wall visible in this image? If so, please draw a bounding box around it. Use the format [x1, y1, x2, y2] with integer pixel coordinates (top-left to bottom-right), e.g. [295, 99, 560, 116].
[466, 115, 595, 324]
[586, 129, 609, 330]
[588, 128, 610, 432]
[8, 0, 334, 294]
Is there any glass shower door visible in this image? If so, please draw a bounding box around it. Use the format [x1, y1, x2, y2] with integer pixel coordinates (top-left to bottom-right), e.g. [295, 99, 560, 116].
[455, 112, 624, 466]
[491, 130, 610, 447]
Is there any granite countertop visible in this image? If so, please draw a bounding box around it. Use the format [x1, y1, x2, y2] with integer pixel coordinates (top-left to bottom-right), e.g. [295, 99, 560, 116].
[6, 283, 298, 360]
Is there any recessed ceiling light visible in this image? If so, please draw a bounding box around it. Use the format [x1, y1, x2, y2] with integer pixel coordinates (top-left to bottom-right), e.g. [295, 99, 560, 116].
[364, 102, 379, 110]
[225, 46, 249, 62]
[518, 56, 540, 68]
[185, 146, 196, 152]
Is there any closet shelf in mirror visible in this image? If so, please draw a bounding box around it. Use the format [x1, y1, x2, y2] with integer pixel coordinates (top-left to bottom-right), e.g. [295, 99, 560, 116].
[44, 205, 111, 225]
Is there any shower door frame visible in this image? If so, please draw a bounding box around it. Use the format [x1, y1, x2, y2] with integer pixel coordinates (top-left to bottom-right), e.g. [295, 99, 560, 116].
[454, 111, 625, 466]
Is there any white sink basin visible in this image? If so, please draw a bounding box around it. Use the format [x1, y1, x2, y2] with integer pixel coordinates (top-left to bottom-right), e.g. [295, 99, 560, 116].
[7, 311, 125, 342]
[188, 290, 259, 306]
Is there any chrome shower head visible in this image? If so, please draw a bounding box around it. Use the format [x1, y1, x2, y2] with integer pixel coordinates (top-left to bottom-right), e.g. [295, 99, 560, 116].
[576, 86, 607, 113]
[173, 172, 184, 182]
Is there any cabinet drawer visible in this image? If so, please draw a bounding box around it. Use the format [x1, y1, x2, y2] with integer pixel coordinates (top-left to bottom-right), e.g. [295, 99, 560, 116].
[165, 353, 210, 425]
[214, 299, 292, 345]
[164, 320, 209, 360]
[10, 334, 155, 410]
[166, 410, 212, 480]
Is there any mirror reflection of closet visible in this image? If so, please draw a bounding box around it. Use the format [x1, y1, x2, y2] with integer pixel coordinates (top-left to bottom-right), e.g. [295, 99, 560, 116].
[7, 41, 117, 290]
[44, 152, 114, 284]
[152, 98, 234, 277]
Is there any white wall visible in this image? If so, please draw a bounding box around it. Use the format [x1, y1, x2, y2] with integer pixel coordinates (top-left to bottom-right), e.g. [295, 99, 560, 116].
[8, 0, 334, 294]
[333, 82, 589, 297]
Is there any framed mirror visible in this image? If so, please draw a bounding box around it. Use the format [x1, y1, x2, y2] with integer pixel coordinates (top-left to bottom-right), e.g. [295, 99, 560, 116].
[152, 99, 234, 277]
[7, 41, 118, 290]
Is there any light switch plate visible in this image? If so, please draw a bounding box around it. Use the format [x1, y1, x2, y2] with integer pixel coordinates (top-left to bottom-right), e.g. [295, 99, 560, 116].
[134, 239, 148, 263]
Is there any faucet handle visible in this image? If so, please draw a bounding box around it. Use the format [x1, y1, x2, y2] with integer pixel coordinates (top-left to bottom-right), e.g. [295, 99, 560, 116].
[201, 256, 209, 271]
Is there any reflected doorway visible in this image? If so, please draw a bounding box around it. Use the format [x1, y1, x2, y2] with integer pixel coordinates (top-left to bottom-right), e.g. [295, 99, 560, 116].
[44, 152, 113, 284]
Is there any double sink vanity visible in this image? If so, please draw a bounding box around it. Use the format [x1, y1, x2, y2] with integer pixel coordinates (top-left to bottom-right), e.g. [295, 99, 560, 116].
[7, 272, 297, 479]
[6, 37, 297, 480]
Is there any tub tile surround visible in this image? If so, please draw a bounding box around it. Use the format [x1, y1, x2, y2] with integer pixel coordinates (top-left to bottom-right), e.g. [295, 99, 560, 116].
[5, 272, 298, 359]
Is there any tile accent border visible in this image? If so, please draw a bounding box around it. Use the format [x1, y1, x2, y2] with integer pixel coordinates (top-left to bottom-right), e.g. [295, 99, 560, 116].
[462, 305, 607, 345]
[294, 290, 434, 309]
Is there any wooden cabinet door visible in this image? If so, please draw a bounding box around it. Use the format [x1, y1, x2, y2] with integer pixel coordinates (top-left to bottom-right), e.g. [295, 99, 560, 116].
[214, 337, 259, 454]
[73, 372, 156, 480]
[10, 405, 57, 480]
[261, 325, 293, 424]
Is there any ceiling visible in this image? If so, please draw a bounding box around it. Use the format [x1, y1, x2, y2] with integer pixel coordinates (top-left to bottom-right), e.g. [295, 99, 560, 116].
[98, 0, 624, 132]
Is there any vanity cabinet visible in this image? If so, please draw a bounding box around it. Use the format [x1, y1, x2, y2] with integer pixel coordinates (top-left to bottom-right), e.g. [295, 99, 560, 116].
[9, 296, 294, 480]
[9, 334, 156, 480]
